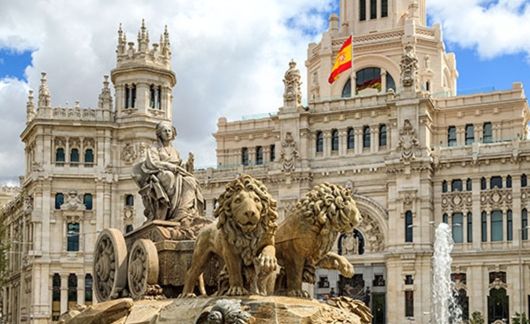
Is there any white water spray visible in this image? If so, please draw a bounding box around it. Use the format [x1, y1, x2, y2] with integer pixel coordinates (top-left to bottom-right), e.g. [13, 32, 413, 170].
[432, 223, 462, 324]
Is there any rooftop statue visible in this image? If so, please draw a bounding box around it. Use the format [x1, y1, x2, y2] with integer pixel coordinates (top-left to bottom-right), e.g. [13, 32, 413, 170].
[133, 121, 205, 222]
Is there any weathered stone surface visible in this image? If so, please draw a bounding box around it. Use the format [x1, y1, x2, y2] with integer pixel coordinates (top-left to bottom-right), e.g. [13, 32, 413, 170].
[66, 298, 134, 324]
[66, 296, 370, 324]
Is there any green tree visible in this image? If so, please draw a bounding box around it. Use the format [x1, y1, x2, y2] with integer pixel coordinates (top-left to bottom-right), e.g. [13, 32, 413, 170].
[469, 311, 485, 324]
[513, 312, 530, 324]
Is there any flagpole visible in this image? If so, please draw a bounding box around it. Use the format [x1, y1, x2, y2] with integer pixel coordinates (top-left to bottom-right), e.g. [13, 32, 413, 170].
[350, 34, 355, 97]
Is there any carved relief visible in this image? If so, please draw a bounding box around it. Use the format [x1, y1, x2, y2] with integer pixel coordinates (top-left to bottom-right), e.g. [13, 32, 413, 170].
[69, 137, 81, 148]
[400, 44, 419, 89]
[54, 137, 66, 148]
[83, 137, 95, 148]
[480, 188, 513, 209]
[356, 216, 385, 253]
[397, 119, 420, 162]
[280, 132, 299, 172]
[60, 191, 86, 211]
[441, 192, 473, 213]
[121, 143, 137, 164]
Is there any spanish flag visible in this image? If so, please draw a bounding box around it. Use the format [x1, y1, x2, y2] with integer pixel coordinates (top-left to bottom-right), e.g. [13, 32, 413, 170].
[328, 35, 353, 84]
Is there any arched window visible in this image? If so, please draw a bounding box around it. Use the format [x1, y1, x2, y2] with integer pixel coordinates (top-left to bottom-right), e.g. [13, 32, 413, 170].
[347, 127, 355, 150]
[56, 148, 65, 163]
[506, 175, 512, 188]
[467, 212, 473, 243]
[83, 193, 93, 210]
[52, 273, 61, 320]
[125, 194, 134, 207]
[70, 148, 79, 163]
[443, 213, 448, 224]
[241, 147, 249, 166]
[256, 146, 264, 165]
[84, 149, 94, 164]
[451, 179, 463, 192]
[342, 78, 352, 98]
[452, 213, 463, 243]
[379, 124, 387, 147]
[55, 193, 64, 209]
[447, 126, 457, 147]
[481, 177, 487, 190]
[331, 129, 339, 152]
[455, 288, 470, 321]
[442, 180, 448, 193]
[465, 124, 474, 145]
[68, 273, 77, 306]
[466, 178, 472, 191]
[363, 126, 370, 148]
[405, 211, 413, 243]
[522, 174, 528, 187]
[523, 209, 528, 241]
[67, 223, 80, 252]
[341, 70, 396, 98]
[483, 122, 492, 143]
[316, 131, 324, 153]
[507, 210, 513, 241]
[85, 274, 93, 304]
[488, 287, 509, 322]
[125, 224, 134, 233]
[125, 84, 136, 108]
[149, 84, 156, 108]
[490, 176, 502, 189]
[338, 230, 365, 255]
[491, 210, 503, 241]
[481, 211, 487, 242]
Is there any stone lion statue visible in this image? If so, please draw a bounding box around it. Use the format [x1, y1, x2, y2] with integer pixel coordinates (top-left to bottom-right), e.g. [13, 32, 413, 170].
[181, 175, 278, 297]
[275, 183, 362, 297]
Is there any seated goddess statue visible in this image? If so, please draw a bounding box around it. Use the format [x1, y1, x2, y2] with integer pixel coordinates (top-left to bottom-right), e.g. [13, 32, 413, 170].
[133, 122, 205, 222]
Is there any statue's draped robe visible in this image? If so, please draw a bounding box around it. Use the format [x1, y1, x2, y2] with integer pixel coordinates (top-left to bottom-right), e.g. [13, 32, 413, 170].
[135, 141, 204, 220]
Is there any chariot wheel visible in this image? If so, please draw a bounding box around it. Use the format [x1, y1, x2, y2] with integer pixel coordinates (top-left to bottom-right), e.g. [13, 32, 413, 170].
[127, 239, 159, 299]
[93, 228, 128, 302]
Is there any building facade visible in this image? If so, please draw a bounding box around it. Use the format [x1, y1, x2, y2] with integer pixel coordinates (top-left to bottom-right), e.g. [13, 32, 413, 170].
[194, 0, 530, 323]
[0, 22, 175, 323]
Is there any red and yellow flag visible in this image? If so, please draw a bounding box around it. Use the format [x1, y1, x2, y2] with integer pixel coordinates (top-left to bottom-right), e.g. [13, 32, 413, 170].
[328, 35, 352, 84]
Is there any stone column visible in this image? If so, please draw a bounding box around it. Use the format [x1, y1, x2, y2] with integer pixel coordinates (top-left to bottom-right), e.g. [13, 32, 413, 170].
[381, 70, 387, 93]
[513, 175, 522, 247]
[60, 275, 67, 314]
[472, 177, 481, 249]
[485, 208, 491, 243]
[457, 126, 465, 147]
[324, 131, 331, 157]
[77, 275, 85, 305]
[355, 128, 363, 155]
[371, 126, 379, 153]
[475, 124, 483, 143]
[339, 129, 347, 156]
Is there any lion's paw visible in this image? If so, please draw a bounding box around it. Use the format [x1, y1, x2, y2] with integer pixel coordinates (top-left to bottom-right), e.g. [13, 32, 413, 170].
[225, 286, 249, 296]
[177, 292, 197, 299]
[287, 289, 310, 299]
[338, 260, 354, 278]
[256, 253, 277, 274]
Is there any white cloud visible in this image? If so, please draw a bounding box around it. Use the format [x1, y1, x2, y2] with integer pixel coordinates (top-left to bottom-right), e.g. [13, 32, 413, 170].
[0, 0, 335, 183]
[428, 0, 530, 59]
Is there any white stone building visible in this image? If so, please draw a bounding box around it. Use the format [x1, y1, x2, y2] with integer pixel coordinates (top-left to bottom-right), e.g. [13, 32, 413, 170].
[194, 0, 530, 323]
[0, 22, 175, 323]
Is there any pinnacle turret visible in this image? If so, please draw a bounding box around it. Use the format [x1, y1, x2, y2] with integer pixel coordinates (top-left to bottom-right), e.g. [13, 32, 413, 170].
[38, 72, 51, 108]
[26, 90, 35, 122]
[98, 75, 113, 110]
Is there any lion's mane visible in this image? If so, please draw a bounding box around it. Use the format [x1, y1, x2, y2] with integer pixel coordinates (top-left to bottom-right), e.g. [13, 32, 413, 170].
[214, 175, 278, 266]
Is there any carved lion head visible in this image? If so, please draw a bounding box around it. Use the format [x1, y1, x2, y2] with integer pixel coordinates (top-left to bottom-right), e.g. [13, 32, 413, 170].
[297, 183, 362, 233]
[214, 175, 278, 265]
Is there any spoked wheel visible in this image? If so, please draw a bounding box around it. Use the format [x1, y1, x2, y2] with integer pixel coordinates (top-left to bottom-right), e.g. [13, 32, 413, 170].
[127, 239, 159, 299]
[93, 228, 128, 302]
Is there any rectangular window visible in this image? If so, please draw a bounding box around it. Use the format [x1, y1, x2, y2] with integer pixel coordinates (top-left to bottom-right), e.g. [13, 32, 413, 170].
[241, 147, 249, 166]
[451, 179, 463, 192]
[405, 211, 413, 243]
[379, 124, 387, 147]
[483, 122, 492, 143]
[316, 131, 324, 153]
[256, 146, 263, 165]
[490, 176, 503, 189]
[67, 223, 80, 252]
[448, 126, 457, 147]
[360, 0, 366, 21]
[482, 212, 487, 242]
[347, 128, 355, 150]
[405, 291, 414, 317]
[523, 209, 528, 241]
[465, 124, 474, 145]
[467, 213, 473, 243]
[370, 0, 377, 19]
[363, 126, 371, 149]
[331, 130, 339, 151]
[270, 144, 275, 161]
[452, 213, 463, 243]
[507, 210, 513, 241]
[491, 210, 503, 242]
[381, 0, 388, 17]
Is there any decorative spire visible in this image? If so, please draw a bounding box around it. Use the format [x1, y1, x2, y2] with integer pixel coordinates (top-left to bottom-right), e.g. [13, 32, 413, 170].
[38, 72, 51, 108]
[26, 90, 35, 122]
[283, 60, 302, 108]
[137, 19, 149, 53]
[98, 75, 113, 110]
[160, 25, 171, 61]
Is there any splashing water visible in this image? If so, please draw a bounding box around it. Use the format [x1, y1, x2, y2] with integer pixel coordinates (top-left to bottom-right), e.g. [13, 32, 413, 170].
[432, 223, 462, 324]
